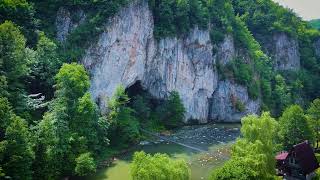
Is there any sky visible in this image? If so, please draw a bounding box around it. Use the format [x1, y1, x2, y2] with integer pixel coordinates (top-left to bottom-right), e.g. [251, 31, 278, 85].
[272, 0, 320, 20]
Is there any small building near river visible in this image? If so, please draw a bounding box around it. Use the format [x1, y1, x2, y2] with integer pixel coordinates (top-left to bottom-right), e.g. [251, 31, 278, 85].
[276, 141, 319, 180]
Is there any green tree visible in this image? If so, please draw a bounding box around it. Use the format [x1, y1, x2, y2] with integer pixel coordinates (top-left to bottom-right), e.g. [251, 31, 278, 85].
[108, 85, 140, 146]
[0, 0, 37, 44]
[279, 105, 314, 150]
[55, 63, 90, 102]
[0, 97, 34, 179]
[131, 95, 151, 123]
[74, 92, 100, 152]
[1, 116, 34, 180]
[175, 0, 190, 34]
[75, 152, 96, 176]
[189, 0, 208, 28]
[157, 91, 185, 128]
[210, 158, 257, 180]
[274, 74, 291, 116]
[32, 32, 62, 99]
[32, 113, 58, 180]
[0, 97, 12, 132]
[131, 151, 190, 180]
[240, 112, 279, 149]
[0, 21, 32, 113]
[307, 99, 320, 148]
[32, 63, 107, 178]
[233, 113, 278, 178]
[211, 112, 279, 180]
[151, 0, 176, 38]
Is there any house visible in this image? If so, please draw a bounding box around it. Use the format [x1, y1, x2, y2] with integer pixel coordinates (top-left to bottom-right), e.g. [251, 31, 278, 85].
[276, 141, 319, 180]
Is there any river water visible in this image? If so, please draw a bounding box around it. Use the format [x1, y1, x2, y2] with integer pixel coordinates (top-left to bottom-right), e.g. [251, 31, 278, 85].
[85, 123, 240, 180]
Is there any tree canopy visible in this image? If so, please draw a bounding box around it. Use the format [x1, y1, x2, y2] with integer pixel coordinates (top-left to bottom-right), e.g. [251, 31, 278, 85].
[131, 151, 190, 180]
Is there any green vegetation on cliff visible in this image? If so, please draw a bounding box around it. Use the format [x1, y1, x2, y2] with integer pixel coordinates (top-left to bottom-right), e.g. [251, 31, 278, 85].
[1, 0, 320, 179]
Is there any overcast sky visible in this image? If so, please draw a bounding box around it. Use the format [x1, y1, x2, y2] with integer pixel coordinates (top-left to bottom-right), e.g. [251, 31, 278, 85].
[272, 0, 320, 20]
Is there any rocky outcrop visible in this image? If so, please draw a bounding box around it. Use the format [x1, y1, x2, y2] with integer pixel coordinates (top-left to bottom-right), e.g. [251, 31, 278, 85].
[83, 0, 154, 110]
[209, 80, 260, 122]
[314, 38, 320, 57]
[80, 0, 259, 123]
[143, 28, 217, 123]
[216, 35, 235, 65]
[273, 33, 300, 70]
[56, 7, 86, 42]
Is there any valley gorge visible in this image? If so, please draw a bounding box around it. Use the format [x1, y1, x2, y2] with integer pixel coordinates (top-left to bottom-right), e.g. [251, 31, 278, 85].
[55, 0, 306, 123]
[2, 0, 320, 179]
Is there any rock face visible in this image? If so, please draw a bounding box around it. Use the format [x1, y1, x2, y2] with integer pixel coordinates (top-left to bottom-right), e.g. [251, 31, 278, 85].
[72, 0, 259, 123]
[82, 0, 154, 111]
[216, 35, 235, 65]
[273, 33, 300, 70]
[56, 7, 86, 42]
[209, 80, 260, 122]
[143, 28, 217, 123]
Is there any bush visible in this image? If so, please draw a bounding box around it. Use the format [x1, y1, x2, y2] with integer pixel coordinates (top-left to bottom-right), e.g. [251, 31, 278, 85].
[149, 0, 209, 39]
[313, 168, 320, 180]
[108, 86, 140, 146]
[279, 105, 315, 150]
[210, 158, 257, 180]
[235, 99, 245, 112]
[315, 153, 320, 163]
[156, 91, 185, 129]
[131, 151, 190, 180]
[75, 153, 96, 176]
[248, 80, 259, 100]
[210, 29, 225, 45]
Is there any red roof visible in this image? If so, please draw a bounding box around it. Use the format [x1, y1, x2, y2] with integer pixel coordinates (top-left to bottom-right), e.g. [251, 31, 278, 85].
[276, 152, 289, 160]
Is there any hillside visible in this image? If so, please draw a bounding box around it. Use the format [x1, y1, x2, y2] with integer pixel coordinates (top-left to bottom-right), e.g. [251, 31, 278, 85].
[310, 19, 320, 30]
[1, 0, 320, 179]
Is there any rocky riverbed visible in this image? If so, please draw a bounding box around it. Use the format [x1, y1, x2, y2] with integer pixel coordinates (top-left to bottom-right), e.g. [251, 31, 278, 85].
[140, 123, 241, 150]
[85, 123, 241, 180]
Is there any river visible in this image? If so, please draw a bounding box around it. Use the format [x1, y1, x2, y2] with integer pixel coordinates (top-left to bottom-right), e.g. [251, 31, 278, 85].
[84, 123, 240, 180]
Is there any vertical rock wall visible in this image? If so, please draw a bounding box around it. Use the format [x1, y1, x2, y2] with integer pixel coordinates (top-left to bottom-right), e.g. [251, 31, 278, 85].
[273, 33, 300, 70]
[57, 0, 260, 123]
[56, 7, 86, 42]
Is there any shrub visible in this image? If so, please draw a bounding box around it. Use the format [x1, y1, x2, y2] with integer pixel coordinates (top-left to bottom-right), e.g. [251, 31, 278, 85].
[156, 91, 185, 129]
[75, 153, 96, 176]
[131, 151, 190, 180]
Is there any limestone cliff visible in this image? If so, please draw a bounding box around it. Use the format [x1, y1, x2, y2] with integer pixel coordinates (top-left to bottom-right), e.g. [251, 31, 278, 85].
[56, 7, 86, 42]
[272, 33, 300, 70]
[57, 0, 260, 123]
[256, 33, 300, 70]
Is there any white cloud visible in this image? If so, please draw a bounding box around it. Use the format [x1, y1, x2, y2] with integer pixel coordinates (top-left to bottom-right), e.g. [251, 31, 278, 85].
[273, 0, 320, 20]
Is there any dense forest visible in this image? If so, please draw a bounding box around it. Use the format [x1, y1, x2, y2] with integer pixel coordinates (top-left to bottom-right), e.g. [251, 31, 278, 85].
[1, 0, 320, 179]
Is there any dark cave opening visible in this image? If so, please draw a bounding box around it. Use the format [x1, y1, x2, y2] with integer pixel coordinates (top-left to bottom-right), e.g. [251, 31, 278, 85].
[125, 81, 184, 129]
[125, 81, 161, 109]
[125, 81, 146, 98]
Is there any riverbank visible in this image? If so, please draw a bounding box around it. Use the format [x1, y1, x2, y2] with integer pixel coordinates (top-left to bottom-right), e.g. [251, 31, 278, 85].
[79, 123, 241, 180]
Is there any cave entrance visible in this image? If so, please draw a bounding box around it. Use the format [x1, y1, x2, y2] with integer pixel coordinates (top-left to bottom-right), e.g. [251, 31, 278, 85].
[125, 81, 159, 108]
[125, 81, 163, 127]
[125, 81, 183, 129]
[125, 81, 147, 98]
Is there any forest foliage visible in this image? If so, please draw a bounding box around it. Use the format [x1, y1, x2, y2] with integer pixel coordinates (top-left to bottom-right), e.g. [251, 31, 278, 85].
[0, 0, 320, 179]
[210, 103, 320, 179]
